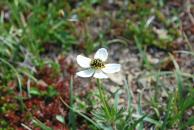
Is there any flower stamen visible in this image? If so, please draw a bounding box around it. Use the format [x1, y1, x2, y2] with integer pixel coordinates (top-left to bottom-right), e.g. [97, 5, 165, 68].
[90, 59, 105, 69]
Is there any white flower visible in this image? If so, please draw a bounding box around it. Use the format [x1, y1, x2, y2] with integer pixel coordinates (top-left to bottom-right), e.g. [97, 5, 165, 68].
[76, 48, 121, 79]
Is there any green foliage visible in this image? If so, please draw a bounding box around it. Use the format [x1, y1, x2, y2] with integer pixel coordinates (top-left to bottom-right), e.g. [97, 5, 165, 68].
[68, 77, 77, 130]
[32, 119, 52, 130]
[159, 56, 194, 129]
[126, 1, 180, 50]
[90, 79, 162, 130]
[30, 86, 58, 98]
[0, 0, 76, 81]
[127, 20, 177, 50]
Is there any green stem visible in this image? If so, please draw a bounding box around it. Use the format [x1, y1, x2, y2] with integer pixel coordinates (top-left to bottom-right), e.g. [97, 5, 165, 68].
[97, 79, 105, 103]
[96, 79, 111, 119]
[96, 79, 118, 129]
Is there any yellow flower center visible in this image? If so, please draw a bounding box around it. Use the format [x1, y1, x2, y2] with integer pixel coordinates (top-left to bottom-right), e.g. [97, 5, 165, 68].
[90, 59, 105, 69]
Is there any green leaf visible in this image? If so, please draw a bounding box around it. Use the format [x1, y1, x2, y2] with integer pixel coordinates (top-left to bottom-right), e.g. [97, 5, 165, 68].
[182, 94, 194, 112]
[182, 116, 194, 129]
[114, 89, 120, 110]
[30, 87, 41, 96]
[32, 119, 52, 130]
[69, 77, 76, 130]
[133, 114, 147, 129]
[56, 115, 65, 124]
[47, 86, 58, 97]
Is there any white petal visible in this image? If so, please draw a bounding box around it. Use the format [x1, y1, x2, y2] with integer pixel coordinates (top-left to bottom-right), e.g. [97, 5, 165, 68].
[77, 55, 91, 68]
[102, 64, 121, 74]
[94, 48, 108, 61]
[76, 69, 94, 78]
[93, 71, 108, 79]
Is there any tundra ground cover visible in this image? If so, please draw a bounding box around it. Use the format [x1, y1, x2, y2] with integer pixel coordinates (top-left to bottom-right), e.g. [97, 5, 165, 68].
[0, 0, 194, 130]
